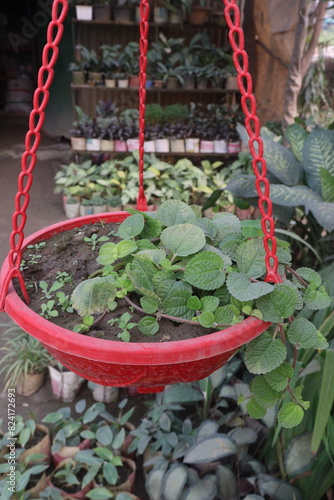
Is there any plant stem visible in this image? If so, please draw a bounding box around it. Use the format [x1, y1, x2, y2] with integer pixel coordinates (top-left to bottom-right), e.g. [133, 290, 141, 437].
[286, 266, 308, 288]
[88, 269, 103, 279]
[92, 310, 108, 328]
[275, 435, 286, 481]
[123, 295, 231, 328]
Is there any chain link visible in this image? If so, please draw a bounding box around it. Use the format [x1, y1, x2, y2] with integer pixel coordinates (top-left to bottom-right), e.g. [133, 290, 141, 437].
[0, 0, 68, 310]
[137, 0, 149, 211]
[223, 0, 281, 283]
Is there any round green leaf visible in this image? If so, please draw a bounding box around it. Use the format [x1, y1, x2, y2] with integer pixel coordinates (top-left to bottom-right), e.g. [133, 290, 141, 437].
[117, 213, 145, 239]
[250, 376, 282, 408]
[236, 238, 266, 278]
[140, 296, 159, 314]
[287, 318, 318, 349]
[278, 402, 304, 429]
[214, 305, 234, 325]
[156, 200, 197, 226]
[184, 252, 226, 290]
[226, 272, 274, 301]
[264, 362, 294, 391]
[245, 332, 287, 375]
[187, 296, 202, 311]
[161, 224, 206, 257]
[257, 283, 302, 322]
[246, 397, 267, 419]
[97, 243, 118, 266]
[116, 240, 137, 259]
[198, 312, 215, 328]
[138, 316, 159, 336]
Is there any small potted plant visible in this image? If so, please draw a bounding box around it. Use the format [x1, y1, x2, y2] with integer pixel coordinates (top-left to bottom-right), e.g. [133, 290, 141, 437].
[0, 323, 52, 396]
[74, 44, 102, 85]
[68, 60, 86, 86]
[64, 196, 81, 219]
[188, 0, 211, 25]
[101, 43, 122, 87]
[113, 0, 134, 23]
[152, 0, 169, 23]
[48, 361, 85, 403]
[88, 381, 119, 402]
[11, 415, 52, 465]
[85, 118, 101, 151]
[46, 458, 94, 498]
[74, 0, 93, 21]
[93, 0, 111, 21]
[107, 194, 123, 212]
[157, 62, 184, 89]
[79, 198, 93, 216]
[122, 42, 140, 88]
[90, 194, 108, 214]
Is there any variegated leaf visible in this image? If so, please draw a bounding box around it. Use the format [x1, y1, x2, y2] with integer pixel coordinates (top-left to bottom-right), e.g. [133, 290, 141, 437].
[302, 128, 334, 195]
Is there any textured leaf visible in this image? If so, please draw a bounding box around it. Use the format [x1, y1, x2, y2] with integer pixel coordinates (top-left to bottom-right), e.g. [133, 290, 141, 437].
[212, 212, 242, 242]
[193, 218, 218, 239]
[241, 219, 263, 238]
[226, 272, 274, 301]
[258, 473, 302, 500]
[304, 287, 332, 310]
[262, 134, 302, 185]
[156, 200, 197, 226]
[202, 244, 232, 268]
[116, 240, 137, 259]
[140, 214, 163, 239]
[285, 433, 314, 477]
[320, 168, 334, 202]
[214, 305, 234, 325]
[302, 128, 334, 195]
[140, 296, 159, 314]
[97, 243, 118, 266]
[117, 213, 145, 239]
[216, 465, 238, 500]
[227, 175, 258, 198]
[269, 184, 320, 207]
[200, 296, 220, 313]
[284, 123, 307, 162]
[162, 465, 188, 500]
[164, 384, 203, 404]
[161, 224, 206, 257]
[161, 281, 192, 319]
[306, 200, 334, 232]
[187, 296, 202, 311]
[246, 397, 266, 419]
[184, 434, 236, 463]
[277, 402, 304, 428]
[138, 317, 159, 336]
[183, 478, 217, 500]
[71, 276, 117, 316]
[294, 267, 322, 288]
[250, 376, 282, 408]
[256, 283, 301, 322]
[245, 332, 287, 374]
[228, 427, 257, 446]
[137, 249, 166, 264]
[236, 238, 266, 278]
[287, 318, 318, 349]
[198, 312, 215, 328]
[184, 252, 226, 290]
[264, 362, 294, 391]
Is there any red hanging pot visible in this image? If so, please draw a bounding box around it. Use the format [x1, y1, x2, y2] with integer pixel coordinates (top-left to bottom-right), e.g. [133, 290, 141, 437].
[0, 212, 270, 393]
[0, 0, 280, 393]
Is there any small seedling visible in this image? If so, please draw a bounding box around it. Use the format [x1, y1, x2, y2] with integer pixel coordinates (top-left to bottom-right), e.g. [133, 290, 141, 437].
[73, 315, 94, 333]
[39, 280, 64, 299]
[56, 291, 74, 313]
[55, 271, 72, 284]
[41, 300, 59, 319]
[84, 233, 109, 251]
[108, 313, 137, 342]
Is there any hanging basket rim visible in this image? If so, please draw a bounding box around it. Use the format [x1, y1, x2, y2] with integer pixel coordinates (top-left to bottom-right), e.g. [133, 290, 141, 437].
[1, 213, 270, 366]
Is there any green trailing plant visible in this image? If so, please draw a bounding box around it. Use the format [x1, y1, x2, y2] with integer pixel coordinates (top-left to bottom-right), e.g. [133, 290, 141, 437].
[64, 200, 332, 429]
[0, 324, 52, 389]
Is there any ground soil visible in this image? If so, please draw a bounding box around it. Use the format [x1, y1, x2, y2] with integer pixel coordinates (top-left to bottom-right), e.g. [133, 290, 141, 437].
[18, 221, 212, 343]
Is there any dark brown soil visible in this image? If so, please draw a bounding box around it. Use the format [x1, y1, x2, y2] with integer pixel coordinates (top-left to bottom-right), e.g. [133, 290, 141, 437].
[18, 222, 211, 343]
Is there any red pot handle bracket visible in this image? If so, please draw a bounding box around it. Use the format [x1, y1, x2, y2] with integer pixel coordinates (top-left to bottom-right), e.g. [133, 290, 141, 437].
[0, 0, 281, 312]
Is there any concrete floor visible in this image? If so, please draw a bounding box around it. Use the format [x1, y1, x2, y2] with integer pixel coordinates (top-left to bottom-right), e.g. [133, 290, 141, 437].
[0, 116, 150, 434]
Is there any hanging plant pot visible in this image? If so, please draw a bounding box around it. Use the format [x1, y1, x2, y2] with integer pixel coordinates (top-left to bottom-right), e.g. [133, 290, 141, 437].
[188, 6, 211, 25]
[70, 137, 86, 151]
[75, 5, 93, 21]
[155, 138, 169, 153]
[94, 5, 111, 21]
[127, 138, 140, 152]
[185, 137, 200, 153]
[19, 424, 51, 464]
[1, 214, 269, 393]
[88, 381, 119, 403]
[113, 6, 132, 23]
[71, 71, 85, 86]
[101, 139, 114, 151]
[48, 364, 85, 402]
[153, 7, 168, 23]
[16, 371, 45, 396]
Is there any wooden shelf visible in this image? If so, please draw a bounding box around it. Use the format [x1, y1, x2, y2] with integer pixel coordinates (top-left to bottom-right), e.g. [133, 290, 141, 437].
[72, 19, 220, 28]
[71, 84, 235, 94]
[72, 150, 237, 158]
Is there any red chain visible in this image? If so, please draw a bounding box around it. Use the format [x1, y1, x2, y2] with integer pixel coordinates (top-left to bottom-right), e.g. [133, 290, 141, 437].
[0, 0, 68, 310]
[223, 0, 281, 283]
[136, 0, 149, 211]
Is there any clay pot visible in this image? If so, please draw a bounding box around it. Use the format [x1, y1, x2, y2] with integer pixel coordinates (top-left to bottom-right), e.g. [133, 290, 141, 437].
[19, 424, 51, 464]
[189, 6, 211, 25]
[166, 77, 178, 90]
[128, 75, 140, 88]
[16, 371, 45, 396]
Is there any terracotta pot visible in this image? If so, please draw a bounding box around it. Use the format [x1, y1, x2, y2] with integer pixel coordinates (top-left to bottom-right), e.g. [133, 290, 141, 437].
[105, 78, 116, 88]
[19, 424, 51, 464]
[47, 459, 93, 499]
[128, 75, 140, 88]
[185, 137, 200, 153]
[71, 71, 85, 86]
[1, 214, 270, 393]
[48, 365, 85, 402]
[86, 138, 101, 151]
[70, 137, 86, 151]
[113, 6, 132, 23]
[94, 5, 111, 21]
[189, 6, 211, 25]
[75, 5, 93, 21]
[16, 371, 45, 396]
[101, 139, 114, 151]
[166, 77, 178, 90]
[52, 439, 92, 467]
[225, 75, 239, 90]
